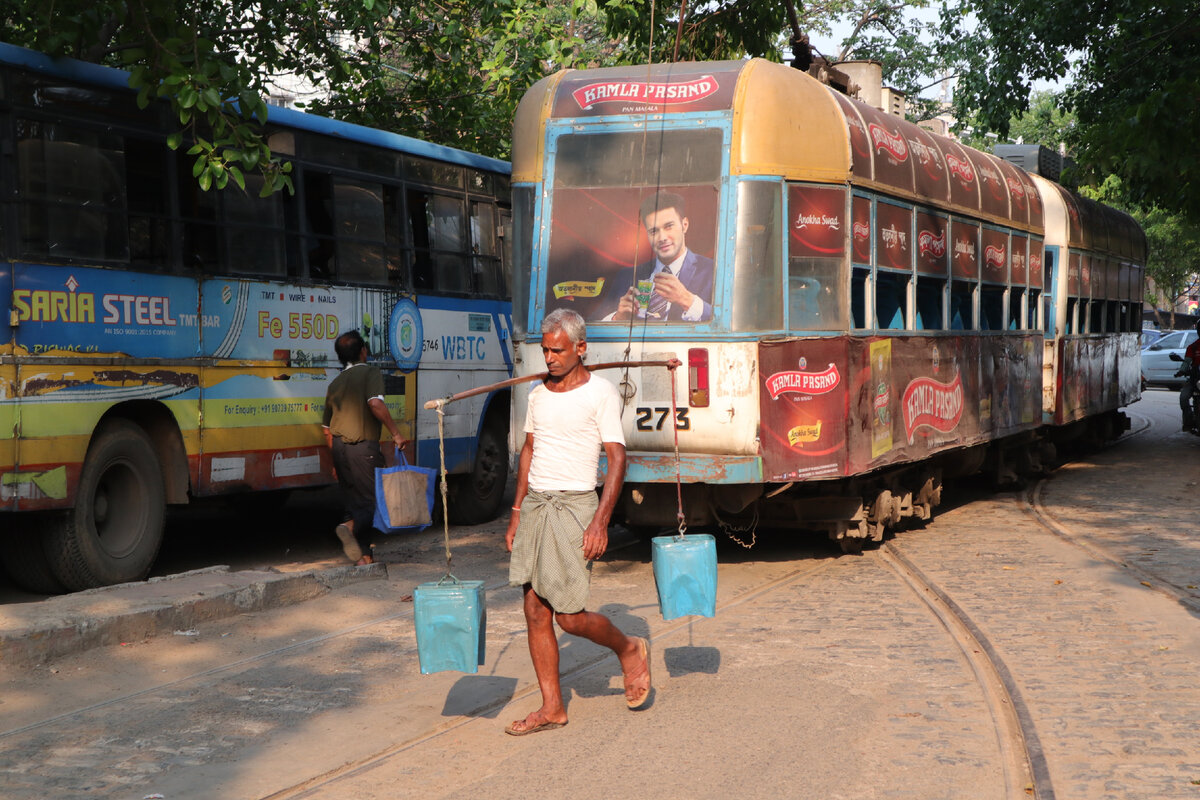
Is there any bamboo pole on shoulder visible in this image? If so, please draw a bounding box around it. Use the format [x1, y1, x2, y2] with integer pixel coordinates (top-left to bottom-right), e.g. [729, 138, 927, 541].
[422, 359, 681, 410]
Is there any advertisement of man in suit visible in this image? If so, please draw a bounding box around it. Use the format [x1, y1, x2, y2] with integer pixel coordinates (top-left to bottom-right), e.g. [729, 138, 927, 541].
[605, 191, 714, 322]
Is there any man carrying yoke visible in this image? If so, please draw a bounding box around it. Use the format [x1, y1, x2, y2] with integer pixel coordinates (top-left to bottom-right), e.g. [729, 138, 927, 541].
[504, 308, 652, 735]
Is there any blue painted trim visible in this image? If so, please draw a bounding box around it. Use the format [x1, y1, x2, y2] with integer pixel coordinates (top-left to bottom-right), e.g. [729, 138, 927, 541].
[0, 41, 509, 175]
[600, 453, 763, 484]
[415, 295, 511, 313]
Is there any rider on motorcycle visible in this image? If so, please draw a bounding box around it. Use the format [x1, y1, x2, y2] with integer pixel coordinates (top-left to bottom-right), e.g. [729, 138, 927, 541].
[1176, 319, 1200, 431]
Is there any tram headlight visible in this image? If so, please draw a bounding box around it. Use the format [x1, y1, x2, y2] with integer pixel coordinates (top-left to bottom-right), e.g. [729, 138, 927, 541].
[688, 347, 709, 407]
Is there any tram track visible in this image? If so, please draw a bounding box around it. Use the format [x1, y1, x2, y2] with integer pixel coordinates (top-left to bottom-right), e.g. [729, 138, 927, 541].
[4, 410, 1178, 799]
[878, 543, 1050, 800]
[1022, 410, 1200, 615]
[262, 557, 837, 799]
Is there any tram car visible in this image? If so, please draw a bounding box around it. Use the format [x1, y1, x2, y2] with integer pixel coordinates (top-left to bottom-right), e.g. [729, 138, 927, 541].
[508, 59, 1145, 551]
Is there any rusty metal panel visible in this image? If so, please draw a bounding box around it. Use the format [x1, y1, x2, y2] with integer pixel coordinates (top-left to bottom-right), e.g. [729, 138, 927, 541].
[850, 335, 1041, 474]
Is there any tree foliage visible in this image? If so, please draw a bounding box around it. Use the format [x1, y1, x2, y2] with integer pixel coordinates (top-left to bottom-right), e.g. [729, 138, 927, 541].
[316, 0, 628, 159]
[943, 0, 1200, 221]
[0, 0, 391, 194]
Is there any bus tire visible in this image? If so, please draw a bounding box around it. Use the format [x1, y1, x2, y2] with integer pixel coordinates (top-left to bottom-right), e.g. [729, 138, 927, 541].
[0, 518, 67, 595]
[448, 418, 509, 524]
[46, 420, 166, 591]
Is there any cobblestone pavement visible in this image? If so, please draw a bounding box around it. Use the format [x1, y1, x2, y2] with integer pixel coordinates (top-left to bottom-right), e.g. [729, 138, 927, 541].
[2, 393, 1196, 800]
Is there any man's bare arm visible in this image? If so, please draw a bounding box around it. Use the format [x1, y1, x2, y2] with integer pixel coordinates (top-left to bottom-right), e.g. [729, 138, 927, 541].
[582, 441, 626, 560]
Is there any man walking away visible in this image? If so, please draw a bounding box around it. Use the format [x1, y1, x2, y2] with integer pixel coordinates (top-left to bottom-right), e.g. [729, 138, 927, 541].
[322, 330, 406, 565]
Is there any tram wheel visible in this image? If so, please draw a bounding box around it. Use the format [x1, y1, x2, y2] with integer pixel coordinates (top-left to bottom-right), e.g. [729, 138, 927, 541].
[0, 516, 67, 595]
[45, 420, 166, 591]
[447, 417, 509, 524]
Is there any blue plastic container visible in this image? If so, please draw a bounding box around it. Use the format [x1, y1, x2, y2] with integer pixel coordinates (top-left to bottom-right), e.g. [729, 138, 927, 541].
[651, 534, 717, 620]
[413, 579, 487, 674]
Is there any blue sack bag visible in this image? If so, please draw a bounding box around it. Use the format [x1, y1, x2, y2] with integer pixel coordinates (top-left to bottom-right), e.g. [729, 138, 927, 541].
[413, 579, 487, 674]
[652, 534, 717, 620]
[373, 448, 437, 533]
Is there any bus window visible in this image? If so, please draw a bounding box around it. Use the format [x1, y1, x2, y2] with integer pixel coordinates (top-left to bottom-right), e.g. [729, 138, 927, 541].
[408, 190, 468, 293]
[471, 201, 504, 297]
[733, 181, 782, 331]
[178, 149, 219, 271]
[915, 276, 945, 330]
[224, 174, 285, 276]
[875, 272, 908, 330]
[17, 120, 128, 262]
[333, 178, 386, 285]
[383, 186, 408, 288]
[950, 280, 974, 330]
[980, 286, 1005, 329]
[304, 173, 335, 280]
[125, 137, 171, 270]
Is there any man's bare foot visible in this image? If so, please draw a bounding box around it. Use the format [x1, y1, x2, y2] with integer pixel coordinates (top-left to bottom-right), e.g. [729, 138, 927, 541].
[504, 710, 568, 736]
[620, 636, 652, 709]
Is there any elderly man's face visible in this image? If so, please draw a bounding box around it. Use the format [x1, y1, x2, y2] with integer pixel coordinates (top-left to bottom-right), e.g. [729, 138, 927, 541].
[541, 329, 585, 379]
[643, 206, 688, 265]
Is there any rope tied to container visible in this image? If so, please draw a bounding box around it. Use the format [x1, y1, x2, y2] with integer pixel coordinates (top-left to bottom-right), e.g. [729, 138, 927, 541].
[433, 399, 455, 583]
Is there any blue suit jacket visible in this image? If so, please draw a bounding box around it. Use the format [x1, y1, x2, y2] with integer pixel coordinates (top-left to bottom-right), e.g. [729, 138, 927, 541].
[605, 250, 715, 322]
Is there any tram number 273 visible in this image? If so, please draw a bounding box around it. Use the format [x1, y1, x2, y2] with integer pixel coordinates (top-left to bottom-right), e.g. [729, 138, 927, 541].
[634, 407, 690, 431]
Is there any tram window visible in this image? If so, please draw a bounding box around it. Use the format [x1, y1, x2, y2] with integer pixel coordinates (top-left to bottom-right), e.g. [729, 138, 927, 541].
[16, 120, 129, 262]
[980, 286, 1005, 330]
[875, 272, 908, 330]
[915, 277, 945, 330]
[1008, 289, 1025, 330]
[788, 257, 843, 331]
[553, 130, 723, 188]
[511, 186, 535, 337]
[1029, 290, 1042, 329]
[852, 267, 869, 329]
[950, 280, 974, 330]
[1107, 302, 1122, 332]
[1065, 298, 1079, 334]
[1089, 300, 1104, 333]
[732, 181, 783, 331]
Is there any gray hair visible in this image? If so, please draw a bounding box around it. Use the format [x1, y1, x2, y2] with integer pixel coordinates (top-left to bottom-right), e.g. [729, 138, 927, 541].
[542, 308, 587, 344]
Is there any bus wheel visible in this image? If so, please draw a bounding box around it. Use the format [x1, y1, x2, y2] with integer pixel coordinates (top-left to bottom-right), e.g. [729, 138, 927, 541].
[46, 420, 166, 591]
[448, 419, 509, 525]
[0, 516, 67, 595]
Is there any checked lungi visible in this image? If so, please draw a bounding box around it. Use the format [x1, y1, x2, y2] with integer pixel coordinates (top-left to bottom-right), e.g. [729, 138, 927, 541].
[509, 489, 598, 614]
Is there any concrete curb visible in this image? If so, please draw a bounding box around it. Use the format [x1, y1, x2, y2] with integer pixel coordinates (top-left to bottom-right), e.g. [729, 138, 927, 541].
[0, 563, 387, 669]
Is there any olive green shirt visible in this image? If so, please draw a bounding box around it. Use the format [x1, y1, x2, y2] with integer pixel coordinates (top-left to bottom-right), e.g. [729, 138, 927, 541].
[322, 362, 385, 444]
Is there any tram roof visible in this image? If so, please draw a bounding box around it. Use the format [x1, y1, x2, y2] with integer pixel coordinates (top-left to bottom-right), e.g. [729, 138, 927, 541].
[514, 58, 1144, 260]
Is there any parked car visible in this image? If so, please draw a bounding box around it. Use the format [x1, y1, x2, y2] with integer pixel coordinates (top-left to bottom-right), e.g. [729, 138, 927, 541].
[1141, 329, 1199, 388]
[1141, 328, 1165, 349]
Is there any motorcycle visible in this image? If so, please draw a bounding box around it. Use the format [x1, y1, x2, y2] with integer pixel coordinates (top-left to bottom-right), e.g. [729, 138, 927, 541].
[1169, 352, 1200, 435]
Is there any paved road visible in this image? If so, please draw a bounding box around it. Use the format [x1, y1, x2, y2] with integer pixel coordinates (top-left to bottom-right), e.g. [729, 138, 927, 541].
[1, 390, 1197, 799]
